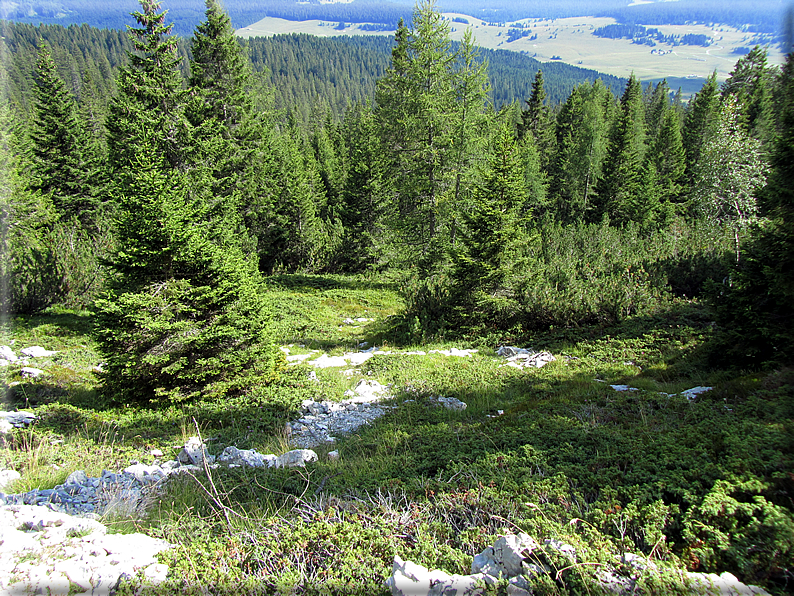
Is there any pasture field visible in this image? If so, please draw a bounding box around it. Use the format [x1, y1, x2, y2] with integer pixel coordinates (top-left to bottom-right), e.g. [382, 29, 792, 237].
[237, 14, 785, 88]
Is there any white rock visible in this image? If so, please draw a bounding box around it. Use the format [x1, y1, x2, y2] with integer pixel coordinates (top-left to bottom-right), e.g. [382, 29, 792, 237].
[344, 379, 389, 403]
[274, 449, 318, 468]
[680, 386, 713, 400]
[20, 346, 58, 358]
[286, 353, 312, 363]
[218, 446, 269, 468]
[150, 449, 164, 458]
[310, 354, 349, 368]
[1, 411, 38, 428]
[0, 345, 17, 362]
[346, 351, 374, 366]
[328, 450, 340, 461]
[436, 396, 467, 411]
[143, 563, 170, 583]
[0, 469, 21, 490]
[21, 367, 45, 379]
[610, 385, 639, 392]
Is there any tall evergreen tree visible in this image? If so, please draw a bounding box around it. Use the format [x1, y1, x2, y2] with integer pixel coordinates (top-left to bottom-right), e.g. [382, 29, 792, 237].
[106, 0, 188, 173]
[651, 106, 686, 206]
[550, 80, 613, 224]
[518, 69, 556, 173]
[452, 121, 526, 295]
[29, 44, 99, 222]
[711, 51, 794, 365]
[94, 1, 277, 403]
[682, 72, 721, 186]
[593, 74, 655, 225]
[721, 46, 775, 146]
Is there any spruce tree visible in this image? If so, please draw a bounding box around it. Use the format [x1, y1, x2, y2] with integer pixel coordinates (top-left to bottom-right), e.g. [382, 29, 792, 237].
[519, 70, 556, 172]
[94, 1, 277, 403]
[106, 0, 188, 173]
[452, 121, 526, 295]
[550, 80, 613, 223]
[682, 72, 721, 186]
[29, 44, 99, 222]
[593, 74, 655, 225]
[722, 46, 775, 145]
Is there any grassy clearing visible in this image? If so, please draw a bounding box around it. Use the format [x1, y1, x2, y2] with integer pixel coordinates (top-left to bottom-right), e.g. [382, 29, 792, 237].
[1, 276, 792, 594]
[236, 14, 786, 88]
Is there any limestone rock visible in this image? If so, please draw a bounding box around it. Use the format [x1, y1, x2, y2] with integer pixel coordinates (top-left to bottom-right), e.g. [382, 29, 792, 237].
[344, 379, 390, 403]
[386, 555, 486, 596]
[20, 346, 58, 358]
[687, 572, 771, 595]
[0, 345, 18, 362]
[274, 449, 318, 468]
[0, 469, 21, 491]
[472, 533, 539, 578]
[177, 437, 214, 466]
[434, 396, 467, 411]
[681, 386, 713, 400]
[21, 367, 45, 379]
[218, 446, 271, 468]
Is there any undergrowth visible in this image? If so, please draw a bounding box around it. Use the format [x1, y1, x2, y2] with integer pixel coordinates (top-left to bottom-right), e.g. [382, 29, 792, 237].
[1, 278, 792, 595]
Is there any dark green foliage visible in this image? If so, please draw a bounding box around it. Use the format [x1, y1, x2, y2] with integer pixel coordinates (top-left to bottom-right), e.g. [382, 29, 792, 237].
[722, 46, 776, 146]
[106, 0, 189, 172]
[28, 44, 101, 223]
[682, 71, 721, 187]
[94, 145, 277, 403]
[593, 73, 657, 226]
[549, 79, 613, 223]
[452, 122, 526, 296]
[711, 53, 794, 366]
[518, 69, 557, 172]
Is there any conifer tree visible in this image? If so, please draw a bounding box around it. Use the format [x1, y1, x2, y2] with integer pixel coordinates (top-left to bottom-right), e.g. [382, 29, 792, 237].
[593, 74, 655, 225]
[711, 51, 794, 365]
[338, 101, 389, 272]
[550, 80, 613, 223]
[452, 121, 526, 295]
[188, 0, 251, 131]
[682, 72, 721, 185]
[722, 46, 775, 145]
[106, 0, 188, 173]
[651, 106, 686, 206]
[519, 70, 556, 172]
[94, 1, 277, 403]
[29, 44, 99, 222]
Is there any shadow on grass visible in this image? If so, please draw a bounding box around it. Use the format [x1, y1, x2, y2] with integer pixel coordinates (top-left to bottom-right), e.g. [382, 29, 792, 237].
[264, 273, 400, 292]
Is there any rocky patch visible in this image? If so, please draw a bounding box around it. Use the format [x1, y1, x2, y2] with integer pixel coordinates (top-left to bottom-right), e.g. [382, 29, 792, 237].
[387, 533, 771, 596]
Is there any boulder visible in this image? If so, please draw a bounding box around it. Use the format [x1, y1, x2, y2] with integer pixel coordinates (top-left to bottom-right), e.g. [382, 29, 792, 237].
[274, 449, 318, 468]
[218, 446, 271, 468]
[177, 437, 214, 466]
[0, 345, 18, 362]
[20, 346, 58, 358]
[21, 367, 45, 379]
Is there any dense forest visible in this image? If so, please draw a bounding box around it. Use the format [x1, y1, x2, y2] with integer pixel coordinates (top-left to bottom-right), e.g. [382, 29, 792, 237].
[1, 1, 793, 593]
[0, 20, 627, 120]
[2, 0, 793, 373]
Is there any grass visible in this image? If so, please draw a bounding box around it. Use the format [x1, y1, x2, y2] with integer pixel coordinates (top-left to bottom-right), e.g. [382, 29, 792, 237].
[1, 276, 792, 595]
[236, 14, 786, 88]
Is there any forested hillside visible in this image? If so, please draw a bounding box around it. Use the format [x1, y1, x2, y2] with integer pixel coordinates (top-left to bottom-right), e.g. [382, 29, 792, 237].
[1, 1, 793, 593]
[0, 20, 627, 120]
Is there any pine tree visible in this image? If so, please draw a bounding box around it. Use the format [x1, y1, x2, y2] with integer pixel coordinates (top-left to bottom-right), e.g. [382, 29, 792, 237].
[550, 80, 612, 224]
[187, 0, 252, 131]
[682, 72, 721, 186]
[337, 101, 389, 272]
[651, 106, 686, 206]
[722, 46, 775, 146]
[593, 74, 655, 225]
[29, 44, 99, 222]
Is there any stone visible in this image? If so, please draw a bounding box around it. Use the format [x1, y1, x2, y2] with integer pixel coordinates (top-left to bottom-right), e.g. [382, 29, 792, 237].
[610, 385, 639, 392]
[274, 449, 318, 468]
[0, 345, 18, 362]
[0, 411, 38, 428]
[178, 436, 213, 466]
[310, 354, 349, 368]
[327, 450, 340, 461]
[680, 386, 713, 400]
[150, 449, 164, 458]
[344, 379, 390, 403]
[218, 446, 269, 468]
[687, 572, 771, 595]
[21, 367, 45, 379]
[435, 396, 467, 411]
[65, 470, 89, 485]
[472, 534, 538, 579]
[20, 346, 58, 358]
[544, 538, 577, 560]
